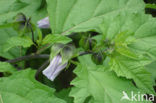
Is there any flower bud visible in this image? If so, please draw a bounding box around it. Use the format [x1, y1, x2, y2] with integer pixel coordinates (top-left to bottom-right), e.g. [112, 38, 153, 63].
[79, 36, 97, 51]
[13, 13, 34, 34]
[91, 51, 106, 65]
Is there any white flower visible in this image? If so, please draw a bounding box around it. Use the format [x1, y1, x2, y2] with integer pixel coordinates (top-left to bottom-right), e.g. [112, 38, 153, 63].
[42, 55, 67, 81]
[37, 17, 50, 28]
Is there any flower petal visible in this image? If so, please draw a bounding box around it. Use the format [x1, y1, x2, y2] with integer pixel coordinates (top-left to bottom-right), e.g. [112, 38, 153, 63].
[37, 17, 50, 28]
[49, 63, 67, 81]
[42, 55, 67, 81]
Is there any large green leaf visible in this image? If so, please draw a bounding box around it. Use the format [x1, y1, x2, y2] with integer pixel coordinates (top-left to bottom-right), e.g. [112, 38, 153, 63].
[0, 69, 66, 103]
[70, 56, 151, 103]
[46, 0, 145, 35]
[110, 54, 155, 94]
[99, 11, 156, 60]
[98, 12, 156, 94]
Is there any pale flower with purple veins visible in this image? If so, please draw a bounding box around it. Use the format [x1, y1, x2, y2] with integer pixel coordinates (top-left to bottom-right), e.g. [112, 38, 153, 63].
[42, 55, 67, 81]
[37, 17, 50, 28]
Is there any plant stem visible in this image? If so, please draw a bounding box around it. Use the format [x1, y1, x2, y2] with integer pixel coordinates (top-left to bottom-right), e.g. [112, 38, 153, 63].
[6, 54, 49, 63]
[28, 18, 36, 45]
[35, 60, 49, 80]
[5, 51, 93, 64]
[36, 44, 51, 54]
[79, 51, 94, 56]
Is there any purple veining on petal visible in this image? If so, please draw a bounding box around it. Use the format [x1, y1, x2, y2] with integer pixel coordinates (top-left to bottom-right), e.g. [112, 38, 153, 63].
[50, 55, 61, 74]
[49, 62, 67, 81]
[42, 55, 67, 81]
[37, 17, 50, 28]
[42, 55, 60, 80]
[49, 55, 62, 78]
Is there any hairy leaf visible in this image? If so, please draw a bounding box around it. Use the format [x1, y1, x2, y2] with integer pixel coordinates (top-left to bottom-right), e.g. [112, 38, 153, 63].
[47, 0, 145, 35]
[110, 54, 155, 94]
[70, 56, 150, 103]
[99, 12, 156, 94]
[4, 36, 33, 52]
[0, 69, 66, 103]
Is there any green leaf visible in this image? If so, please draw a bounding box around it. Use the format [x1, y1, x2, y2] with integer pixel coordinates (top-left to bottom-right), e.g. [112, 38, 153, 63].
[110, 54, 155, 94]
[146, 4, 156, 9]
[99, 12, 156, 94]
[42, 34, 72, 45]
[146, 61, 156, 80]
[129, 18, 156, 60]
[0, 69, 66, 103]
[36, 28, 43, 46]
[47, 0, 145, 35]
[70, 56, 151, 103]
[55, 88, 73, 103]
[0, 0, 47, 59]
[4, 36, 33, 52]
[99, 12, 156, 60]
[116, 45, 138, 59]
[0, 62, 16, 74]
[0, 0, 47, 25]
[99, 13, 154, 41]
[0, 28, 25, 59]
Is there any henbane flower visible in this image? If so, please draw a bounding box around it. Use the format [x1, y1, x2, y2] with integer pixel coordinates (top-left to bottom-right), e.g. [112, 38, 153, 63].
[37, 17, 50, 28]
[42, 55, 67, 81]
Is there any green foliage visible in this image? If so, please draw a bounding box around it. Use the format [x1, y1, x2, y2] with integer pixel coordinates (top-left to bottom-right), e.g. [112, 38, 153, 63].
[0, 0, 47, 24]
[110, 55, 155, 94]
[0, 28, 25, 59]
[0, 62, 17, 74]
[0, 69, 66, 103]
[0, 0, 47, 59]
[70, 56, 150, 103]
[79, 36, 97, 51]
[47, 0, 145, 35]
[55, 88, 73, 103]
[98, 12, 156, 94]
[0, 0, 156, 103]
[42, 34, 72, 45]
[146, 61, 156, 80]
[4, 36, 33, 52]
[146, 4, 156, 9]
